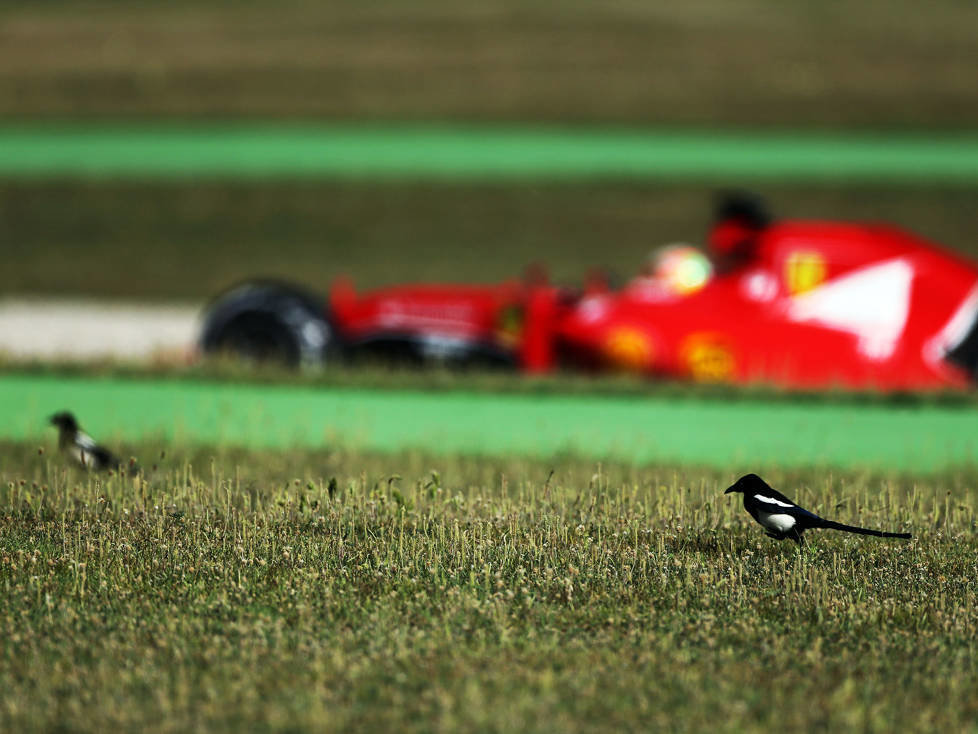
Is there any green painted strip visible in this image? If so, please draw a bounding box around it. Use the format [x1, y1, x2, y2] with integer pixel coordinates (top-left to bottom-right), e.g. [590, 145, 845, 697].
[2, 374, 976, 472]
[1, 124, 978, 182]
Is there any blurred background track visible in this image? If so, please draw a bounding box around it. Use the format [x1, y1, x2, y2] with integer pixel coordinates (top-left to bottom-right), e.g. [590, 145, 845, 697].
[2, 0, 977, 303]
[2, 0, 975, 128]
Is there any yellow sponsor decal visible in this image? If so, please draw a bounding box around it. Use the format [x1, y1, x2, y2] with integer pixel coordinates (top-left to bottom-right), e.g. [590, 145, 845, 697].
[784, 251, 827, 295]
[603, 327, 654, 371]
[682, 333, 735, 382]
[495, 305, 524, 348]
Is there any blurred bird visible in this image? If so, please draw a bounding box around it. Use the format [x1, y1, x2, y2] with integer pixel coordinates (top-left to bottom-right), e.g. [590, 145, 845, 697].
[725, 473, 911, 545]
[49, 411, 121, 472]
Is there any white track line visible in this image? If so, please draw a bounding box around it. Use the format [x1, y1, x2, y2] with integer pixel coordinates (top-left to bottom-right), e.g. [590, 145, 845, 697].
[0, 299, 200, 360]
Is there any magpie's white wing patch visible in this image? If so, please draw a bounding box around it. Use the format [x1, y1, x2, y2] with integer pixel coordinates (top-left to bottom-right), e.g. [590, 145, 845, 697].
[76, 432, 97, 450]
[70, 445, 94, 468]
[758, 512, 797, 533]
[753, 494, 795, 509]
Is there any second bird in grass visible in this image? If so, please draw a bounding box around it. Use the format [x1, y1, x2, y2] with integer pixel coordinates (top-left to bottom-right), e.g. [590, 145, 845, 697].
[49, 411, 121, 472]
[725, 473, 912, 545]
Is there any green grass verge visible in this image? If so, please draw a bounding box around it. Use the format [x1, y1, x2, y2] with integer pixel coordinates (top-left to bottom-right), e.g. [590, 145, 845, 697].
[7, 357, 978, 407]
[1, 442, 974, 732]
[4, 372, 977, 473]
[5, 125, 978, 181]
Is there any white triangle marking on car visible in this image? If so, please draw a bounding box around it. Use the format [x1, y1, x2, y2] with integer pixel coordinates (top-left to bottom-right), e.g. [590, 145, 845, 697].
[786, 258, 913, 361]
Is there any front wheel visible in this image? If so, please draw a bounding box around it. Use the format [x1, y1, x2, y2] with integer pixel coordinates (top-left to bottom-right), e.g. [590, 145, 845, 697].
[199, 281, 336, 368]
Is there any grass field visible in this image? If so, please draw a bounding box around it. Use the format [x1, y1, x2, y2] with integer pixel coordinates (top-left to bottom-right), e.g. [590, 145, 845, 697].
[1, 442, 975, 732]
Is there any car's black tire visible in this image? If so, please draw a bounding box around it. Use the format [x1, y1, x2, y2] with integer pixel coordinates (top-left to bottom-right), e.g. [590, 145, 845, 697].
[199, 281, 336, 368]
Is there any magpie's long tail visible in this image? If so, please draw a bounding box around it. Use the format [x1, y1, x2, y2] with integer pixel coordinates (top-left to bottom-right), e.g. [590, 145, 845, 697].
[819, 519, 911, 539]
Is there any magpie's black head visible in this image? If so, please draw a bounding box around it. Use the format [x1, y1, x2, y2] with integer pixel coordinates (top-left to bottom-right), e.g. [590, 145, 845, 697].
[49, 411, 79, 432]
[724, 473, 767, 495]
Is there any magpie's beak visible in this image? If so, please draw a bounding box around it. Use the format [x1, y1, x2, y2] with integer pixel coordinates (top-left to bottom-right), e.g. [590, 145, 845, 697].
[724, 486, 736, 494]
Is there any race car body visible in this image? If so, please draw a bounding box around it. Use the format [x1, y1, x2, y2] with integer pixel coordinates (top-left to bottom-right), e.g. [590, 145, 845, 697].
[199, 197, 978, 390]
[562, 220, 978, 389]
[327, 277, 528, 366]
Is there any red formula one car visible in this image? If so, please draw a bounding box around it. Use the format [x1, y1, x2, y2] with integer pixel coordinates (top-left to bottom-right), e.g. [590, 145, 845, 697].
[200, 195, 978, 391]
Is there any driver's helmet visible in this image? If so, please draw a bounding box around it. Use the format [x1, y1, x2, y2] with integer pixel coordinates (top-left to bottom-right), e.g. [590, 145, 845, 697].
[708, 191, 771, 267]
[644, 243, 712, 295]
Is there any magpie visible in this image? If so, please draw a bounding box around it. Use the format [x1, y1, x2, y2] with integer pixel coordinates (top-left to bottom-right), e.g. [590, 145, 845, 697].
[49, 411, 121, 472]
[725, 473, 911, 545]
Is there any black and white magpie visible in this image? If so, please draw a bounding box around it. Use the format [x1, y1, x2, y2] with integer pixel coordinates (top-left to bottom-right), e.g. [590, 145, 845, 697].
[49, 411, 121, 472]
[725, 473, 912, 545]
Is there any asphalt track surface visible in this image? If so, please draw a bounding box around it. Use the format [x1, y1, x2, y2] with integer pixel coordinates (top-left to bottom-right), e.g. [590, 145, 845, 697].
[3, 125, 978, 182]
[4, 373, 976, 472]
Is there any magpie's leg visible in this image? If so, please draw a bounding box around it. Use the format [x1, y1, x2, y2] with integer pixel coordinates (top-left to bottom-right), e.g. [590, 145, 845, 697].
[788, 529, 804, 546]
[765, 531, 784, 541]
